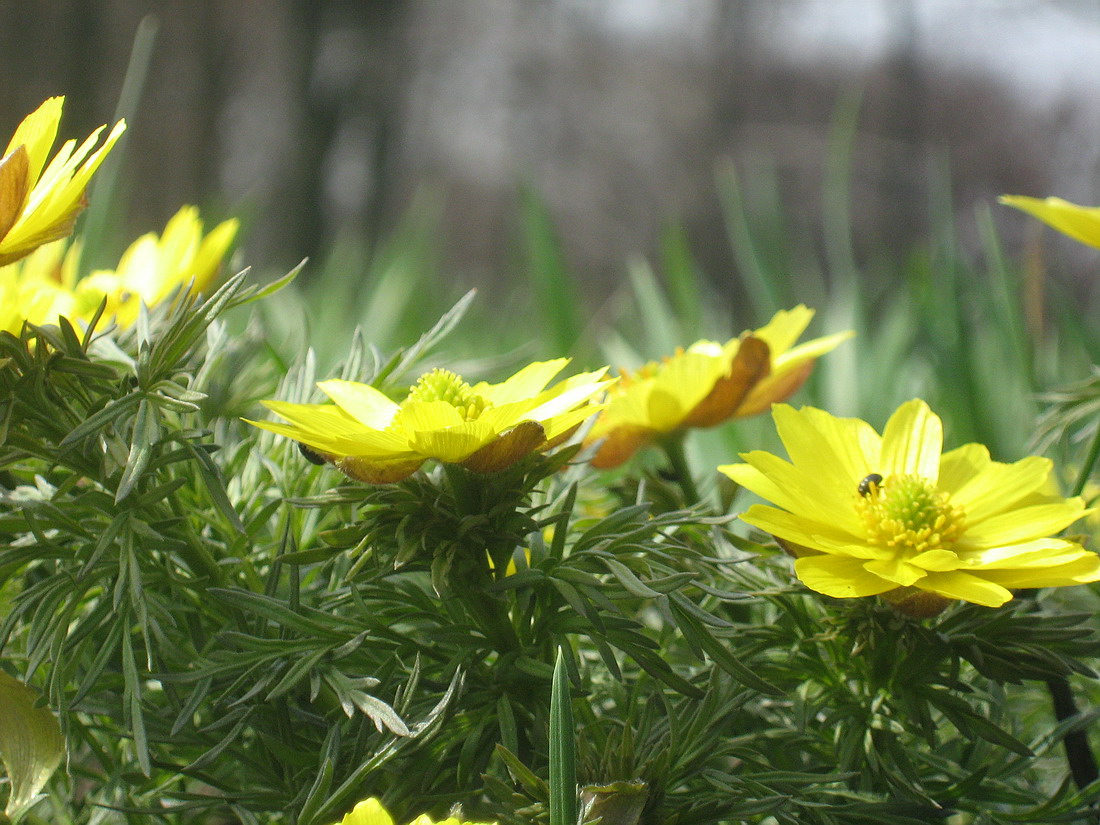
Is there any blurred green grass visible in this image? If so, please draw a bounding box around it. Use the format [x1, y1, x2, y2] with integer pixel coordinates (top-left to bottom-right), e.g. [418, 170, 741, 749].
[82, 37, 1100, 489]
[241, 124, 1099, 487]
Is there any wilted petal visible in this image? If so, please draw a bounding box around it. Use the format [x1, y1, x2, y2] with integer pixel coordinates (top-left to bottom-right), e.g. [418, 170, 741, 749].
[462, 420, 546, 472]
[681, 335, 769, 427]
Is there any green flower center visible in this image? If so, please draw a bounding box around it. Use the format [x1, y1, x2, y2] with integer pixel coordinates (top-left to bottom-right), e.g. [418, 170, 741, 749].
[855, 473, 966, 556]
[407, 369, 488, 421]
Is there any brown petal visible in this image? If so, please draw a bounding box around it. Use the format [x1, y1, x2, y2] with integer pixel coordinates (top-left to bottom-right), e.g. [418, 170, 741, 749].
[337, 455, 425, 484]
[462, 420, 546, 473]
[588, 423, 656, 469]
[734, 359, 816, 419]
[681, 335, 770, 428]
[0, 146, 30, 245]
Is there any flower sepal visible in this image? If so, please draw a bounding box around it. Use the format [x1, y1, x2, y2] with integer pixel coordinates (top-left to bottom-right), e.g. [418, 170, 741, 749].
[879, 586, 953, 619]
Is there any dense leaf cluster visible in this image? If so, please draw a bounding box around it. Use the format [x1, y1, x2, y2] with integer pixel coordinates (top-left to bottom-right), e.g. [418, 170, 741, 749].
[1, 284, 1099, 825]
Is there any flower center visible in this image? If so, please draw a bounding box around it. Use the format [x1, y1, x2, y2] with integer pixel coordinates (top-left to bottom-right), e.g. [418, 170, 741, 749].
[855, 473, 966, 557]
[407, 368, 487, 421]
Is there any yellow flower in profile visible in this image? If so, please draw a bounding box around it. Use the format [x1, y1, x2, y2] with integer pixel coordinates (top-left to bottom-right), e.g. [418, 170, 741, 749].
[999, 195, 1100, 249]
[0, 240, 78, 333]
[0, 97, 125, 266]
[331, 797, 495, 825]
[248, 359, 614, 483]
[72, 205, 239, 326]
[720, 400, 1100, 615]
[585, 306, 852, 468]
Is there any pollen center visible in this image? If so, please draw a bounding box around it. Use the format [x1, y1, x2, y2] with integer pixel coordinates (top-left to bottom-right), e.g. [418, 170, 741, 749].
[407, 368, 487, 421]
[856, 473, 966, 557]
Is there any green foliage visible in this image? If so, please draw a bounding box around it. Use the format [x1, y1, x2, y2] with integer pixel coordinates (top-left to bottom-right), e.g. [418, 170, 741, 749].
[4, 88, 1100, 825]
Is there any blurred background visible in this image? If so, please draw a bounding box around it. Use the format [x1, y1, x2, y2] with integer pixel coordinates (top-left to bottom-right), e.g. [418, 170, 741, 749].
[3, 0, 1099, 300]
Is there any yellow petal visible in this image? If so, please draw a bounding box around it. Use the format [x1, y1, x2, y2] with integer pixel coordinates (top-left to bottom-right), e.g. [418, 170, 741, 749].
[794, 554, 898, 598]
[739, 504, 885, 560]
[260, 400, 375, 436]
[960, 500, 1088, 547]
[959, 538, 1093, 570]
[647, 350, 726, 430]
[396, 400, 468, 433]
[192, 217, 240, 292]
[587, 380, 656, 435]
[3, 97, 63, 184]
[949, 455, 1052, 525]
[517, 373, 612, 422]
[999, 195, 1100, 249]
[409, 418, 497, 461]
[474, 358, 569, 405]
[937, 443, 990, 493]
[538, 402, 605, 443]
[245, 415, 412, 458]
[977, 555, 1100, 588]
[862, 557, 927, 587]
[317, 380, 400, 429]
[880, 399, 941, 480]
[339, 798, 396, 825]
[731, 449, 864, 535]
[0, 117, 126, 265]
[719, 462, 784, 504]
[908, 548, 962, 572]
[915, 571, 1012, 607]
[751, 305, 814, 355]
[772, 404, 882, 501]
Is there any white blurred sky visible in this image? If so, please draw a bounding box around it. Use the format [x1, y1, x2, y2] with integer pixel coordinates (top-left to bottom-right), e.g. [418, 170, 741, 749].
[575, 0, 1100, 100]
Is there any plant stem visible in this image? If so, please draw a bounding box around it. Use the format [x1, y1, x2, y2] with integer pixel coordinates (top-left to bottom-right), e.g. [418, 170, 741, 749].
[660, 432, 700, 506]
[1056, 422, 1100, 793]
[441, 462, 522, 653]
[1046, 675, 1099, 791]
[1071, 421, 1100, 497]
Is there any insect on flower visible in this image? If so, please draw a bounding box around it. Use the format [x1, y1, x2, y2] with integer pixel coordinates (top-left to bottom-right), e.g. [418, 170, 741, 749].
[858, 473, 883, 497]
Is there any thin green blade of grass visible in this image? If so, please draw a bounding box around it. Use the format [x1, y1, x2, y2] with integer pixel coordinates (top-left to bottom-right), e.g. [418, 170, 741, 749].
[79, 14, 159, 277]
[519, 184, 583, 358]
[715, 159, 782, 320]
[549, 647, 577, 825]
[659, 223, 703, 338]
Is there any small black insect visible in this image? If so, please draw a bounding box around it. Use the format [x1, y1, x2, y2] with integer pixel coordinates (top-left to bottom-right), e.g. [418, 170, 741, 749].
[298, 442, 327, 465]
[858, 473, 883, 497]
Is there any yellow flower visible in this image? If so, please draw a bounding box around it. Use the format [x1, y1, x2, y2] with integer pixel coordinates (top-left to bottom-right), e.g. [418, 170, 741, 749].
[330, 797, 495, 825]
[585, 306, 852, 468]
[720, 400, 1100, 615]
[247, 359, 614, 483]
[72, 205, 239, 326]
[0, 97, 125, 266]
[0, 239, 80, 333]
[999, 195, 1100, 249]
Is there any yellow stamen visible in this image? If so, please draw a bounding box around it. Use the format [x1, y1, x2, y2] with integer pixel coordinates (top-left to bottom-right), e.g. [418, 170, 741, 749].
[855, 473, 966, 556]
[407, 368, 488, 421]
